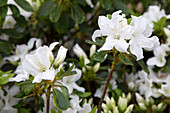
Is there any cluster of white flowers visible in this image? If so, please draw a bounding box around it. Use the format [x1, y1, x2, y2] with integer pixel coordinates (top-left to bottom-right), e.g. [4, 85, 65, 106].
[92, 10, 159, 60]
[0, 86, 20, 113]
[9, 42, 68, 83]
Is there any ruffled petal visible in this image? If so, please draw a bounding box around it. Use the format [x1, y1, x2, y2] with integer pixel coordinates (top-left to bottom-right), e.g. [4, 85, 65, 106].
[98, 36, 115, 51]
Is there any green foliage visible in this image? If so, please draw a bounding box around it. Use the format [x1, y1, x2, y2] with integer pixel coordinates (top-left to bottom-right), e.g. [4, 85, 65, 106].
[9, 4, 20, 17]
[86, 39, 105, 46]
[14, 0, 33, 12]
[0, 70, 14, 85]
[1, 29, 23, 38]
[0, 41, 13, 54]
[137, 59, 150, 75]
[101, 0, 112, 11]
[119, 53, 134, 66]
[153, 17, 167, 36]
[70, 2, 85, 24]
[52, 88, 70, 110]
[0, 5, 8, 25]
[0, 0, 7, 7]
[49, 1, 63, 22]
[89, 106, 97, 113]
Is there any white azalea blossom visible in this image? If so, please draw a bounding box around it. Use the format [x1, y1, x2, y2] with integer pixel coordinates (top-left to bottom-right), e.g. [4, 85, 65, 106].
[143, 5, 170, 26]
[129, 16, 159, 60]
[0, 86, 20, 113]
[4, 38, 42, 63]
[60, 64, 85, 94]
[92, 10, 131, 53]
[147, 44, 170, 67]
[10, 42, 68, 83]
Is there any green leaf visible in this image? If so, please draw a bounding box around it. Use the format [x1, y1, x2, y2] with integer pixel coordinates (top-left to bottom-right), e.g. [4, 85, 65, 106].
[137, 59, 150, 75]
[89, 106, 97, 113]
[21, 83, 35, 95]
[0, 55, 2, 64]
[0, 73, 13, 85]
[86, 39, 104, 45]
[91, 51, 108, 62]
[0, 41, 12, 54]
[113, 0, 130, 14]
[14, 0, 33, 12]
[14, 15, 28, 28]
[49, 1, 62, 22]
[18, 108, 31, 113]
[74, 90, 92, 98]
[52, 88, 69, 110]
[58, 63, 75, 79]
[51, 109, 57, 113]
[101, 0, 112, 11]
[2, 29, 22, 39]
[0, 5, 8, 25]
[119, 53, 133, 66]
[70, 2, 85, 24]
[54, 12, 69, 33]
[60, 86, 69, 99]
[76, 0, 86, 6]
[153, 17, 167, 36]
[9, 4, 20, 17]
[0, 0, 7, 7]
[38, 0, 56, 17]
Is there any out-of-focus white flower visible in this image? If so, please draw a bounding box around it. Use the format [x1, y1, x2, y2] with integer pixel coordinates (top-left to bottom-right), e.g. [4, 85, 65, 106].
[4, 38, 42, 63]
[85, 0, 94, 8]
[94, 79, 117, 101]
[79, 103, 92, 113]
[129, 16, 159, 60]
[126, 73, 138, 90]
[92, 10, 131, 53]
[61, 64, 85, 94]
[163, 27, 170, 44]
[143, 5, 170, 26]
[147, 44, 170, 67]
[73, 43, 100, 73]
[0, 86, 20, 113]
[124, 104, 134, 113]
[135, 93, 145, 103]
[158, 82, 170, 97]
[118, 97, 127, 112]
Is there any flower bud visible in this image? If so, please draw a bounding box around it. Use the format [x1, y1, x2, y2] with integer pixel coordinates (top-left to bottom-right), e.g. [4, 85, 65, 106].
[73, 44, 87, 59]
[127, 93, 131, 103]
[93, 63, 100, 73]
[102, 103, 109, 111]
[135, 93, 144, 103]
[88, 98, 93, 105]
[118, 97, 127, 112]
[113, 106, 119, 113]
[157, 102, 167, 111]
[149, 97, 155, 105]
[106, 97, 115, 110]
[163, 28, 170, 38]
[151, 105, 157, 112]
[138, 103, 147, 111]
[54, 46, 67, 68]
[128, 82, 135, 91]
[124, 104, 134, 113]
[90, 45, 96, 57]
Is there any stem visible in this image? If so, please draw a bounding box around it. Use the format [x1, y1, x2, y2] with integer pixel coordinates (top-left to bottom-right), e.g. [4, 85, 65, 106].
[35, 93, 38, 113]
[46, 85, 51, 113]
[97, 50, 117, 113]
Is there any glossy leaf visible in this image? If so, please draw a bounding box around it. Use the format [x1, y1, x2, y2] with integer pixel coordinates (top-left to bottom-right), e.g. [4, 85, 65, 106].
[0, 73, 13, 85]
[119, 53, 134, 66]
[89, 106, 97, 113]
[2, 29, 22, 38]
[86, 39, 104, 46]
[101, 0, 112, 11]
[14, 0, 33, 12]
[49, 1, 63, 22]
[137, 59, 150, 75]
[38, 0, 56, 17]
[70, 2, 85, 23]
[52, 88, 69, 110]
[9, 4, 20, 17]
[91, 51, 108, 62]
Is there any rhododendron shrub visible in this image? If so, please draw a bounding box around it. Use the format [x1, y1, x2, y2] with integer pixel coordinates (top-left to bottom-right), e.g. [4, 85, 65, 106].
[0, 0, 170, 113]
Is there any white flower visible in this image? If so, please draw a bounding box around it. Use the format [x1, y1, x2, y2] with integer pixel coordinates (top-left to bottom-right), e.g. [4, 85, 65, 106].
[147, 44, 170, 67]
[143, 5, 170, 26]
[158, 82, 170, 97]
[135, 93, 145, 104]
[85, 0, 94, 8]
[73, 44, 88, 59]
[10, 42, 68, 83]
[126, 73, 138, 90]
[61, 65, 85, 94]
[54, 46, 68, 67]
[79, 103, 92, 113]
[92, 10, 131, 53]
[4, 38, 42, 63]
[0, 86, 20, 113]
[163, 27, 170, 43]
[129, 16, 159, 60]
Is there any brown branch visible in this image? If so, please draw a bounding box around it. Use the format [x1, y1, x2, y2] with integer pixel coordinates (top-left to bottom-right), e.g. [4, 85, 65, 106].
[96, 50, 118, 113]
[46, 85, 51, 113]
